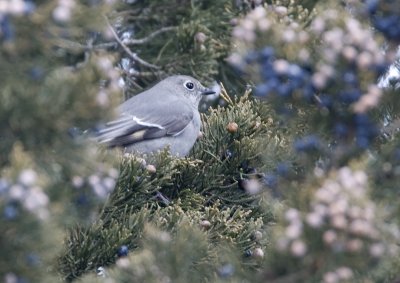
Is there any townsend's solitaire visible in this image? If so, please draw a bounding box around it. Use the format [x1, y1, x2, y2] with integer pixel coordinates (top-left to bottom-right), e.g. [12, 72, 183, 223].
[97, 75, 215, 156]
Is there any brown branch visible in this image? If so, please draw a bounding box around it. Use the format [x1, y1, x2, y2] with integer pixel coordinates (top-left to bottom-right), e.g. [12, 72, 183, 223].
[122, 26, 176, 45]
[104, 16, 161, 70]
[53, 38, 118, 52]
[92, 42, 118, 50]
[122, 69, 164, 77]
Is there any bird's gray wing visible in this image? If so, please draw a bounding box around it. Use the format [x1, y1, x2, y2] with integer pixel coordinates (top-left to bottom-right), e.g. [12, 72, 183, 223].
[97, 99, 194, 148]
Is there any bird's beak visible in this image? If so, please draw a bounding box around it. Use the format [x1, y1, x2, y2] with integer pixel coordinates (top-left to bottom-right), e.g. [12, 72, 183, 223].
[201, 88, 216, 95]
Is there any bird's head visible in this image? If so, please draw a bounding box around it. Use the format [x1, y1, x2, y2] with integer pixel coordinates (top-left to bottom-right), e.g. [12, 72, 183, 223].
[159, 75, 216, 105]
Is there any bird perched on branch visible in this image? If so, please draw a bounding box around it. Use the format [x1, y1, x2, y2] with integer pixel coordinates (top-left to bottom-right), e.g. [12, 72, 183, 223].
[97, 75, 215, 156]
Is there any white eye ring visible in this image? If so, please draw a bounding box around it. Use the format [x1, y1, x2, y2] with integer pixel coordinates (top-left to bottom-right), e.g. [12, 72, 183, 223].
[184, 80, 195, 91]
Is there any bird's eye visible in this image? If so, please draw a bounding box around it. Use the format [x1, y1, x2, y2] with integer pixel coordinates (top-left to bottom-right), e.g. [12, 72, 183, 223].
[184, 81, 195, 90]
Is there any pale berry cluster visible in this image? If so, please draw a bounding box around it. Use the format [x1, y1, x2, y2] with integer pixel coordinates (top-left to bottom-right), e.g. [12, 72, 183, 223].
[310, 168, 384, 254]
[310, 11, 386, 114]
[276, 167, 399, 281]
[232, 6, 272, 43]
[230, 6, 389, 151]
[96, 55, 122, 108]
[0, 0, 34, 16]
[322, 266, 353, 283]
[276, 207, 307, 257]
[1, 169, 49, 220]
[228, 5, 308, 68]
[72, 167, 118, 199]
[52, 0, 76, 23]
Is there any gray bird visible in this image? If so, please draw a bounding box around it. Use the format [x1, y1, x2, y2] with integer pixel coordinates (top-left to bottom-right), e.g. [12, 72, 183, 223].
[97, 75, 215, 156]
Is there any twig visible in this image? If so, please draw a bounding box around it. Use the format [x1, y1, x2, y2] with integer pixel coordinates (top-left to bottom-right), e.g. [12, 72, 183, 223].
[204, 150, 223, 164]
[92, 42, 119, 50]
[122, 69, 164, 77]
[123, 26, 176, 45]
[104, 16, 161, 70]
[54, 38, 118, 52]
[219, 83, 234, 105]
[313, 94, 322, 106]
[125, 77, 144, 90]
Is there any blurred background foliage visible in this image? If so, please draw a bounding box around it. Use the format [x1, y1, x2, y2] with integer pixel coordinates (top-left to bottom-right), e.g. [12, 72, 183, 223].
[1, 0, 400, 282]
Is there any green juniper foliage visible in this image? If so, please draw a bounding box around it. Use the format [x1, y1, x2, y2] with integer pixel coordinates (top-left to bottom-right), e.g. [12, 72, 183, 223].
[229, 0, 400, 282]
[111, 0, 252, 96]
[78, 224, 250, 283]
[0, 1, 120, 282]
[58, 92, 278, 281]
